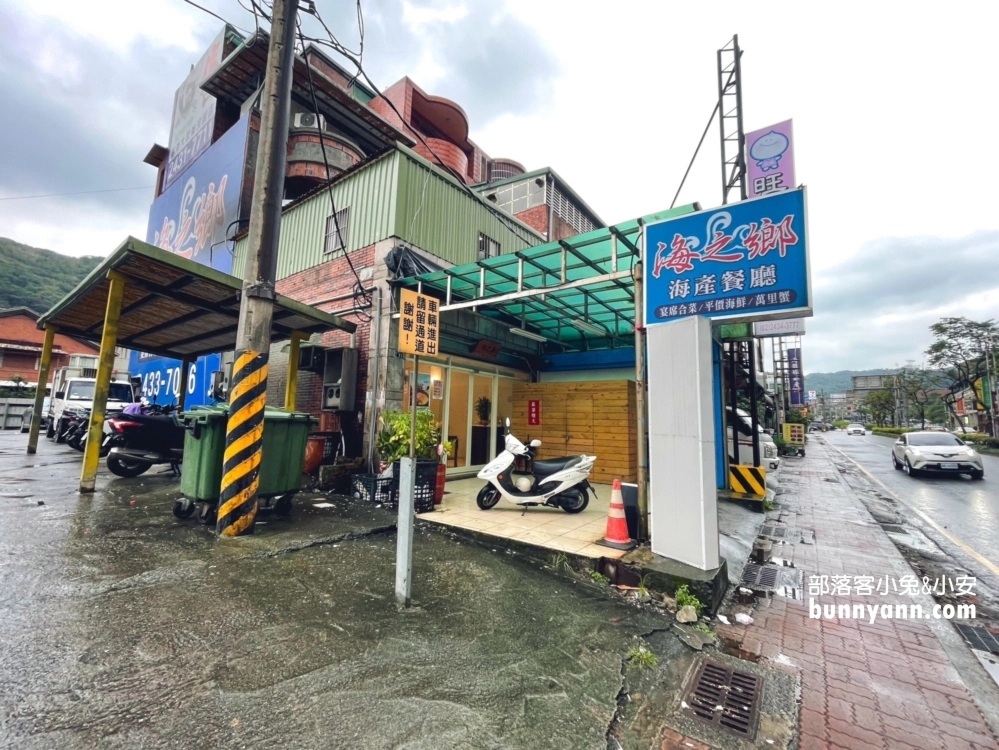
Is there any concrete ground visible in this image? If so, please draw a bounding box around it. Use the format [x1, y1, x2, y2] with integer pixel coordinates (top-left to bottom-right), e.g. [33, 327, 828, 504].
[4, 431, 795, 750]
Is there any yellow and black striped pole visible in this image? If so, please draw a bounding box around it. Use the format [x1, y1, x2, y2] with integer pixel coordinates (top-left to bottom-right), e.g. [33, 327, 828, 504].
[216, 350, 268, 536]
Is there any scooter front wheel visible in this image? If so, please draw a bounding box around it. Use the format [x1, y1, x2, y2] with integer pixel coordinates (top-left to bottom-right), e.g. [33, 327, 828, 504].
[476, 485, 501, 510]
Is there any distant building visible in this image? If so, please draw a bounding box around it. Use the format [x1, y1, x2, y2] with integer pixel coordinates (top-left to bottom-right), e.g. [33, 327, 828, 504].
[0, 307, 119, 389]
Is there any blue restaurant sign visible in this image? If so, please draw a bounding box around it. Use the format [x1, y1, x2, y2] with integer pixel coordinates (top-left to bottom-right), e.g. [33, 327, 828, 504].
[644, 188, 810, 325]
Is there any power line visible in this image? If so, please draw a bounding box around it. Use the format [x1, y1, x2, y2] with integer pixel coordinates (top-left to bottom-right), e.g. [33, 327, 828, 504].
[0, 186, 153, 201]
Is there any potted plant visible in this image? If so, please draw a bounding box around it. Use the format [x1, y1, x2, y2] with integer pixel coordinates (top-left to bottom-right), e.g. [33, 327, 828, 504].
[475, 396, 491, 425]
[376, 409, 441, 465]
[374, 410, 443, 513]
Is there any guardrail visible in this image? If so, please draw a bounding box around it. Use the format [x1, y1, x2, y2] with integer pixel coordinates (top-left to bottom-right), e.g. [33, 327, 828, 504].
[0, 398, 35, 430]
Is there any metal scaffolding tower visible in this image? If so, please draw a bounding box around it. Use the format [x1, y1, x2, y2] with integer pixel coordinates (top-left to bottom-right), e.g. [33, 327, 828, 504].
[717, 35, 747, 205]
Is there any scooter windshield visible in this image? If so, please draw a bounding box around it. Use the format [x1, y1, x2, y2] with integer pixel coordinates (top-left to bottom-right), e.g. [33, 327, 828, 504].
[504, 433, 527, 454]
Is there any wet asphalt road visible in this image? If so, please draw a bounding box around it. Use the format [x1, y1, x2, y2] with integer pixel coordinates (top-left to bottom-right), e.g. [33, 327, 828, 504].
[0, 431, 699, 750]
[821, 430, 999, 581]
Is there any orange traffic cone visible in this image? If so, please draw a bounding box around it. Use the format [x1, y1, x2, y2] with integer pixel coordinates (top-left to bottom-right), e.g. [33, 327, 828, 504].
[598, 478, 635, 550]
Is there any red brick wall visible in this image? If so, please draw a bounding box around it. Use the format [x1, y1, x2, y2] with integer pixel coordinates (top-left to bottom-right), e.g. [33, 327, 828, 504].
[275, 245, 376, 432]
[515, 205, 550, 237]
[0, 313, 99, 383]
[412, 138, 468, 178]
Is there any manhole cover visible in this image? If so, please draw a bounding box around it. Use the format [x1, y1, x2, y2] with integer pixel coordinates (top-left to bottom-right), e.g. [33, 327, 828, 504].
[741, 563, 781, 591]
[682, 659, 763, 739]
[955, 624, 999, 655]
[880, 523, 908, 535]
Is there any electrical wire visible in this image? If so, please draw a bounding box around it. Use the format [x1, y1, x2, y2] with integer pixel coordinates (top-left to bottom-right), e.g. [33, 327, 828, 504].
[181, 0, 255, 35]
[0, 186, 153, 201]
[669, 100, 719, 210]
[298, 21, 372, 322]
[296, 4, 540, 244]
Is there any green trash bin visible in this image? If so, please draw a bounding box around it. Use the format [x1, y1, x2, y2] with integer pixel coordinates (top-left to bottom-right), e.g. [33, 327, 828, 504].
[180, 405, 229, 502]
[180, 405, 312, 502]
[258, 407, 313, 497]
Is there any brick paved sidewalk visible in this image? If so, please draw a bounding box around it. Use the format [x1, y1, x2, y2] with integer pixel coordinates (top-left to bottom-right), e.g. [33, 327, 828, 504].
[664, 440, 999, 750]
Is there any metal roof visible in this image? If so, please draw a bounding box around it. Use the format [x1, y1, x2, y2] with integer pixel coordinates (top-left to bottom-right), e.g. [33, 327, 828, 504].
[395, 204, 699, 351]
[38, 238, 356, 360]
[201, 32, 412, 156]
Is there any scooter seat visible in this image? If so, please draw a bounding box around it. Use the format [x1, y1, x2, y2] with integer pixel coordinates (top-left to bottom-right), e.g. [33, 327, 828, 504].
[124, 413, 178, 426]
[532, 455, 583, 477]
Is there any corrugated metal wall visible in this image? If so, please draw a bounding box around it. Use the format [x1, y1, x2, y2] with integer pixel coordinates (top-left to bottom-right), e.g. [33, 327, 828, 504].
[233, 145, 543, 281]
[395, 149, 541, 265]
[233, 150, 401, 281]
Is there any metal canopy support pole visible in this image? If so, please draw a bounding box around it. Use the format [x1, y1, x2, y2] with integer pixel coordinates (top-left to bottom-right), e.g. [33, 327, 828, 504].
[749, 340, 761, 466]
[284, 331, 306, 411]
[217, 0, 298, 537]
[633, 261, 649, 541]
[27, 325, 56, 454]
[80, 270, 126, 493]
[728, 342, 738, 465]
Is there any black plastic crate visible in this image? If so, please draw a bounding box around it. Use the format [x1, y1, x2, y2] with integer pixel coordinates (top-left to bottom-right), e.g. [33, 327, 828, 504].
[312, 431, 344, 465]
[390, 459, 438, 514]
[351, 473, 394, 505]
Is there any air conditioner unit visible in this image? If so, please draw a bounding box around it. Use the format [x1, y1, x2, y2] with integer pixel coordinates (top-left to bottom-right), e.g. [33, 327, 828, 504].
[297, 345, 324, 373]
[293, 112, 326, 130]
[322, 347, 358, 411]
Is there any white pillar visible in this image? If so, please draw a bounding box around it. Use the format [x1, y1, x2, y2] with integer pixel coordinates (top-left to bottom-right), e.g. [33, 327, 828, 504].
[647, 316, 720, 570]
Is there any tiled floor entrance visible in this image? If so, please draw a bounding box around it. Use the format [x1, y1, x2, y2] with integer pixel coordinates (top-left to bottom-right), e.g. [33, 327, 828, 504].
[416, 478, 629, 560]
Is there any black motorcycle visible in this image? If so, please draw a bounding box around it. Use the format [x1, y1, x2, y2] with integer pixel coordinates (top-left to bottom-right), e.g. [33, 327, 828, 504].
[103, 405, 185, 478]
[65, 408, 118, 457]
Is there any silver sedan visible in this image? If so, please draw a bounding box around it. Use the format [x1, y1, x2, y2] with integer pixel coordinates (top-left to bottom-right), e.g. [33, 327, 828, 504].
[891, 431, 984, 480]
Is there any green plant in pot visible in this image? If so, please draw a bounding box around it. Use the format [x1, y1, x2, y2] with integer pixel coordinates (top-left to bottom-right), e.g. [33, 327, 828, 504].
[376, 409, 442, 465]
[475, 396, 491, 425]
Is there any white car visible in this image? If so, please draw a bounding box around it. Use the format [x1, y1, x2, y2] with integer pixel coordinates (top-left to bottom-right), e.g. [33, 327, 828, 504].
[892, 431, 984, 480]
[846, 423, 865, 435]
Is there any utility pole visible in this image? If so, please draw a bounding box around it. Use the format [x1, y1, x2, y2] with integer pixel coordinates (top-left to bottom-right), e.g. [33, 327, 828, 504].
[216, 0, 299, 537]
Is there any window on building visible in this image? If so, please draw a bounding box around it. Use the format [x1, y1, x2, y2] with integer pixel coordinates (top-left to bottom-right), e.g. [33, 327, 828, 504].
[477, 232, 500, 261]
[69, 355, 98, 369]
[323, 207, 351, 256]
[35, 356, 41, 371]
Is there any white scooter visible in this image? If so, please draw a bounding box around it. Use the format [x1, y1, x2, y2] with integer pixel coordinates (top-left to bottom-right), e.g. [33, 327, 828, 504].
[476, 418, 597, 514]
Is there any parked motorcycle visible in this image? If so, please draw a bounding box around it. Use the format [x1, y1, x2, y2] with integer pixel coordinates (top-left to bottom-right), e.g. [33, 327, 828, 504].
[103, 404, 184, 478]
[59, 407, 90, 449]
[476, 418, 596, 513]
[65, 408, 119, 457]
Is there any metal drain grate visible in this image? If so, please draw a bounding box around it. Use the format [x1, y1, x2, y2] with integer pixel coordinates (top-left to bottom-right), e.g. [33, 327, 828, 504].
[759, 525, 789, 539]
[682, 659, 763, 739]
[955, 624, 999, 655]
[879, 523, 908, 535]
[741, 563, 781, 591]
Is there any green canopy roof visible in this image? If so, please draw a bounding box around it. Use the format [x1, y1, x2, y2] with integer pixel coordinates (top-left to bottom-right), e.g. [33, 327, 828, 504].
[396, 204, 699, 351]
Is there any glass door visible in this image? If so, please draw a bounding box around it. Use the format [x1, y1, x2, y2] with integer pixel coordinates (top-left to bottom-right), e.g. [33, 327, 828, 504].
[445, 369, 470, 470]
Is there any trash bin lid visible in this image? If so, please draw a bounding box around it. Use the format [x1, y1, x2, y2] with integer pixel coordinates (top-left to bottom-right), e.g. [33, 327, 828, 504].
[262, 407, 313, 422]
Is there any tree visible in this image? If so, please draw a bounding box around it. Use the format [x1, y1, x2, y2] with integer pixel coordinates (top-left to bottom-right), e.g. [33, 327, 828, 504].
[925, 317, 999, 433]
[863, 388, 896, 427]
[893, 364, 933, 428]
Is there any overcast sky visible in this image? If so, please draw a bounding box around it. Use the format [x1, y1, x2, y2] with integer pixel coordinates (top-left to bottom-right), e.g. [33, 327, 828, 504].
[1, 0, 997, 373]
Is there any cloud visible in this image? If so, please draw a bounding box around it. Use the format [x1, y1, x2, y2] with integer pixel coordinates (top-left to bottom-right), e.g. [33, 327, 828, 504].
[804, 231, 999, 372]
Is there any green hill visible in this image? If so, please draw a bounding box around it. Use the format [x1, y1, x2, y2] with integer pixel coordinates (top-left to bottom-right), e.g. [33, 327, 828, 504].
[803, 369, 897, 395]
[0, 237, 103, 313]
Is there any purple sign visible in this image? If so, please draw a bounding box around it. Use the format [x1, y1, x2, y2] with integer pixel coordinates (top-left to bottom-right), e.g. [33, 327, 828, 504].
[146, 114, 250, 274]
[746, 119, 795, 199]
[788, 347, 804, 407]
